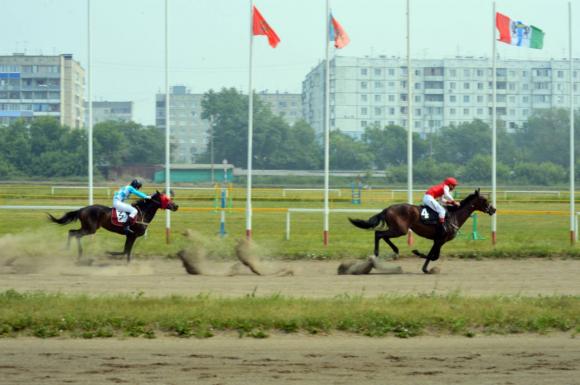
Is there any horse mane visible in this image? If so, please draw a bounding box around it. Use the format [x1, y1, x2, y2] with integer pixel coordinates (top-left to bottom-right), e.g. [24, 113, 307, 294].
[134, 192, 161, 209]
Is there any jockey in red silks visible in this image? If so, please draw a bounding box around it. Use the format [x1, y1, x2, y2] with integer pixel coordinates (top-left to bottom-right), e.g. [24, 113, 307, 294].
[422, 177, 459, 227]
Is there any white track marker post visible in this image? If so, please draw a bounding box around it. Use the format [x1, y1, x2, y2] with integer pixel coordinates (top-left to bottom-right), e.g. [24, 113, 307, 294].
[323, 0, 330, 246]
[87, 0, 93, 205]
[406, 0, 414, 246]
[246, 0, 254, 240]
[491, 2, 497, 245]
[569, 1, 575, 244]
[164, 0, 171, 244]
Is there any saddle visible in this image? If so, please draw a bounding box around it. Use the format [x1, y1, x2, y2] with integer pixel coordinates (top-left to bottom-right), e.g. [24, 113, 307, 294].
[111, 208, 130, 226]
[419, 206, 447, 225]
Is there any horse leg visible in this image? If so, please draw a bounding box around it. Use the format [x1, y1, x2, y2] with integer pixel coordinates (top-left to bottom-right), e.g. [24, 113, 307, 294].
[66, 229, 85, 258]
[374, 230, 403, 258]
[124, 235, 137, 263]
[421, 242, 443, 274]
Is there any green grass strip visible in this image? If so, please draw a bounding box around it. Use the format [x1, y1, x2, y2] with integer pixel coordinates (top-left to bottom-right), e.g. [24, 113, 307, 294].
[0, 290, 578, 339]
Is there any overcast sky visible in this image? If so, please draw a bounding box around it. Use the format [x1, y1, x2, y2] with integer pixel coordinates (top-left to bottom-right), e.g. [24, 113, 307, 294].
[1, 0, 577, 125]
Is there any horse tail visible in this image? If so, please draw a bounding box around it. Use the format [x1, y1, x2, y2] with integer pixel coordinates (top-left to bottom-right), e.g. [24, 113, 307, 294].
[348, 209, 386, 230]
[47, 210, 81, 225]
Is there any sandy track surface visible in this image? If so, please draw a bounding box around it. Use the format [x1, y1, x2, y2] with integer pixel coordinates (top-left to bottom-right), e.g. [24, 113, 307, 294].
[0, 257, 579, 297]
[1, 335, 579, 385]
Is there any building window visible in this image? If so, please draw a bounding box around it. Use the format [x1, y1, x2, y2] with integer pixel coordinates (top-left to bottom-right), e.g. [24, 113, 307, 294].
[463, 95, 470, 103]
[374, 94, 381, 102]
[450, 108, 456, 115]
[374, 68, 382, 76]
[361, 68, 368, 76]
[450, 95, 456, 102]
[361, 94, 368, 102]
[463, 108, 469, 115]
[361, 81, 368, 89]
[464, 82, 470, 90]
[361, 107, 368, 115]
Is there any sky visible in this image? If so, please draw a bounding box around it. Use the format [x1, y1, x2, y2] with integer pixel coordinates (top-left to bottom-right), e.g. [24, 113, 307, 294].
[1, 0, 578, 125]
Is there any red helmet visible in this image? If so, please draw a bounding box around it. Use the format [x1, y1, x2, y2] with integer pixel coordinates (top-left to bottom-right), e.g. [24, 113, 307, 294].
[444, 177, 458, 186]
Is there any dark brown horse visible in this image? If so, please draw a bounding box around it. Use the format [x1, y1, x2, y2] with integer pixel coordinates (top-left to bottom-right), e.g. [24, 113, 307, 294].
[349, 189, 495, 274]
[48, 191, 178, 262]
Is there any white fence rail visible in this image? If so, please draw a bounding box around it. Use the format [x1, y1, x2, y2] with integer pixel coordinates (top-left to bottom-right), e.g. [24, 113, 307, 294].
[282, 188, 342, 197]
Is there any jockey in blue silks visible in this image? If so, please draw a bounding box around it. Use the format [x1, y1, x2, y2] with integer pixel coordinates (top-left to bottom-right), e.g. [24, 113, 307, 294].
[113, 179, 150, 234]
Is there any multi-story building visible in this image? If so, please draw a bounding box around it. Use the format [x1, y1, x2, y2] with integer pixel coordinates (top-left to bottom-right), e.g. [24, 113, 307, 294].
[0, 53, 84, 128]
[156, 85, 209, 164]
[257, 91, 302, 125]
[156, 87, 303, 164]
[84, 101, 133, 126]
[303, 55, 580, 138]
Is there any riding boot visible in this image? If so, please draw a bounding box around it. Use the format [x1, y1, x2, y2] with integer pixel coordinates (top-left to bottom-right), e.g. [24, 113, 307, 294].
[436, 219, 446, 238]
[124, 217, 136, 234]
[124, 224, 133, 234]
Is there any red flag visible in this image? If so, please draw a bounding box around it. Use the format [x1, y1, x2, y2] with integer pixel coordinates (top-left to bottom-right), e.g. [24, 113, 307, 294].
[252, 6, 280, 48]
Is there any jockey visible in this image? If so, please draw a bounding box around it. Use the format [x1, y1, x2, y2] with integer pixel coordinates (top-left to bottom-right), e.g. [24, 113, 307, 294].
[422, 177, 459, 231]
[112, 179, 150, 234]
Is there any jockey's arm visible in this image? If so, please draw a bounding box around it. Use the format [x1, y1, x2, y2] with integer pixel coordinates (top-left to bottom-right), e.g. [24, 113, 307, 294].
[128, 186, 149, 200]
[442, 185, 459, 206]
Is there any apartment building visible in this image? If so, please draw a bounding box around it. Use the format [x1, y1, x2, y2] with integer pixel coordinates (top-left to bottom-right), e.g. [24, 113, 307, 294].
[0, 53, 84, 128]
[303, 55, 580, 138]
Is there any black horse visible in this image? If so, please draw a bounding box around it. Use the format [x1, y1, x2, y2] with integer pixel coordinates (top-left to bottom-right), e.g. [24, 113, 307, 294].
[48, 191, 178, 262]
[349, 189, 495, 274]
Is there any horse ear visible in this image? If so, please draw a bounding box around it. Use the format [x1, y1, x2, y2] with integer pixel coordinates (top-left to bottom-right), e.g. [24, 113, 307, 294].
[476, 188, 480, 195]
[156, 190, 160, 195]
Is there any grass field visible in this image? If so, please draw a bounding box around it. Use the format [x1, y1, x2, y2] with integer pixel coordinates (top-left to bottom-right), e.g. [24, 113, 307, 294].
[0, 183, 578, 260]
[1, 290, 578, 338]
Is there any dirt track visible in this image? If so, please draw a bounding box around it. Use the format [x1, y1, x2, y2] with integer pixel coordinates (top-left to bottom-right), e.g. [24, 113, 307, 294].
[1, 335, 579, 385]
[0, 257, 579, 297]
[1, 257, 579, 384]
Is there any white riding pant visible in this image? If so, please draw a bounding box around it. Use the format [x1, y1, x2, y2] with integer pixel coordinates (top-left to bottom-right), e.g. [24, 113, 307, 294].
[422, 194, 446, 220]
[113, 199, 138, 219]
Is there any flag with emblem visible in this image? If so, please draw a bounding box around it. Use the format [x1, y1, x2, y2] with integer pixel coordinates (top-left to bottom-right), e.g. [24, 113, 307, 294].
[496, 12, 544, 49]
[253, 6, 280, 48]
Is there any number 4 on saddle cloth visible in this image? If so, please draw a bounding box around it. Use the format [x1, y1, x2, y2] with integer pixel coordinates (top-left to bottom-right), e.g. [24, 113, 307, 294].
[111, 209, 131, 226]
[419, 206, 447, 225]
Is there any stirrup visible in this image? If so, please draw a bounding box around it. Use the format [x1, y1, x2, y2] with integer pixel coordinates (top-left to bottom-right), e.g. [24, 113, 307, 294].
[124, 224, 134, 234]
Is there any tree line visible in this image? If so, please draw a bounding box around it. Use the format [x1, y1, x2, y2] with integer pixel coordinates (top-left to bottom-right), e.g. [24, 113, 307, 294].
[0, 118, 163, 179]
[201, 88, 580, 186]
[0, 88, 579, 186]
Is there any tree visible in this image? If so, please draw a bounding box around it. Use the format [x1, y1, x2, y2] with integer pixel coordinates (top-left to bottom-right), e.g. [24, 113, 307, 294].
[329, 130, 373, 170]
[432, 120, 491, 164]
[515, 109, 578, 167]
[201, 88, 321, 169]
[363, 124, 428, 168]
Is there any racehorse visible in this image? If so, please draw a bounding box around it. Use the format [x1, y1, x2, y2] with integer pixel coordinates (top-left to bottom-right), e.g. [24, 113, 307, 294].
[48, 191, 178, 262]
[348, 189, 495, 274]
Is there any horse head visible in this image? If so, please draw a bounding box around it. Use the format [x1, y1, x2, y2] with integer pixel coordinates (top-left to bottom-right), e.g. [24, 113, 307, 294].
[470, 188, 496, 216]
[150, 190, 179, 211]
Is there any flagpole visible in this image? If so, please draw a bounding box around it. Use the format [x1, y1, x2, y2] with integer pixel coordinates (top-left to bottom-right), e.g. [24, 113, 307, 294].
[491, 1, 497, 245]
[87, 0, 93, 205]
[569, 1, 575, 244]
[406, 0, 414, 246]
[164, 0, 171, 244]
[323, 0, 330, 246]
[246, 0, 254, 240]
